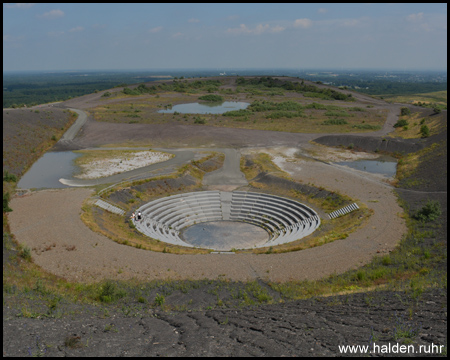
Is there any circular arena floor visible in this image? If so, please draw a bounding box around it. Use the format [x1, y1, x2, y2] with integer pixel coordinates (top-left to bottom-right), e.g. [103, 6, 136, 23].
[133, 191, 321, 250]
[182, 221, 269, 251]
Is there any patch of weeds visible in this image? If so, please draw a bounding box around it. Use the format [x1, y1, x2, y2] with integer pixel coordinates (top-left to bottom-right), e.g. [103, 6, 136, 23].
[154, 293, 165, 307]
[381, 256, 392, 266]
[64, 335, 82, 349]
[97, 280, 126, 303]
[104, 323, 118, 333]
[392, 312, 420, 342]
[18, 307, 40, 319]
[19, 246, 32, 261]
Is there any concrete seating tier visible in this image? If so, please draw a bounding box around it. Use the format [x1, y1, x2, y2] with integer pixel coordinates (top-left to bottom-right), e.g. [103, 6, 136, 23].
[133, 191, 320, 249]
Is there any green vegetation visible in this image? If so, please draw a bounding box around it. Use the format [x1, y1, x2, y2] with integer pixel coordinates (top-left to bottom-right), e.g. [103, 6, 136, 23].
[265, 110, 304, 119]
[394, 119, 409, 128]
[3, 192, 13, 213]
[322, 119, 348, 125]
[236, 76, 354, 101]
[401, 107, 411, 116]
[352, 124, 381, 130]
[413, 200, 441, 222]
[198, 94, 223, 102]
[381, 90, 447, 110]
[3, 171, 17, 183]
[222, 109, 252, 117]
[420, 124, 430, 138]
[2, 71, 152, 108]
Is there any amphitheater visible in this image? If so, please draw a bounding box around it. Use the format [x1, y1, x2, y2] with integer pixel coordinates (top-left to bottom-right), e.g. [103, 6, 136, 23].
[7, 82, 409, 283]
[133, 191, 321, 250]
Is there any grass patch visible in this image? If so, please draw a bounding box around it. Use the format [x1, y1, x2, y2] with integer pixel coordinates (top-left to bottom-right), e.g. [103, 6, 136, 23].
[396, 142, 443, 184]
[240, 153, 288, 180]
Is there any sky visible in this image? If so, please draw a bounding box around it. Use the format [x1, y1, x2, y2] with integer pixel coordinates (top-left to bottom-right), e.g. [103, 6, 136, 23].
[3, 3, 448, 72]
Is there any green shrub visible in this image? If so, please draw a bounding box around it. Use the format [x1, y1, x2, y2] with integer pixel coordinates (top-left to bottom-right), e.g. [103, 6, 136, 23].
[394, 119, 409, 128]
[154, 293, 165, 306]
[3, 171, 17, 182]
[222, 109, 252, 117]
[97, 281, 126, 303]
[352, 124, 381, 130]
[3, 192, 13, 212]
[400, 107, 411, 116]
[322, 119, 348, 125]
[414, 200, 441, 222]
[420, 125, 430, 138]
[19, 246, 32, 261]
[382, 256, 392, 266]
[198, 94, 223, 102]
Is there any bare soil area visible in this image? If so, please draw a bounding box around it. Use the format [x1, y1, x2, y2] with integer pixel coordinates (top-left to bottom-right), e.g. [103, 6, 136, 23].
[73, 150, 173, 179]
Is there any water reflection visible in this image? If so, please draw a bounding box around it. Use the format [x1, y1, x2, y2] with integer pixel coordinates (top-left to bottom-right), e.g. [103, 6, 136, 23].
[158, 101, 250, 114]
[17, 152, 81, 189]
[335, 156, 397, 177]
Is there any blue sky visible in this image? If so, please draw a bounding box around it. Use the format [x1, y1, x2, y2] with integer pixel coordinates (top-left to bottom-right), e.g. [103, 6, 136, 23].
[3, 3, 447, 71]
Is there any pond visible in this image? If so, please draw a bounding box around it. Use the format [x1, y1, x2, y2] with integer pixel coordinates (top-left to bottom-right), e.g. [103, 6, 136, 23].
[335, 156, 397, 177]
[17, 152, 82, 189]
[158, 101, 250, 114]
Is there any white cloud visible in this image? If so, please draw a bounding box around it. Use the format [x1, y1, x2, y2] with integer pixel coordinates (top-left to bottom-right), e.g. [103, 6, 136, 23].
[38, 9, 64, 19]
[188, 18, 200, 23]
[69, 26, 84, 32]
[293, 18, 313, 28]
[4, 3, 35, 9]
[226, 23, 285, 35]
[172, 32, 183, 38]
[271, 25, 285, 33]
[149, 26, 163, 33]
[407, 12, 424, 22]
[318, 8, 327, 14]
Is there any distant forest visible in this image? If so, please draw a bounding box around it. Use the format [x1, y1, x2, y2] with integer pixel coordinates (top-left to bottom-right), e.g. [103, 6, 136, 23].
[3, 71, 171, 108]
[3, 69, 447, 108]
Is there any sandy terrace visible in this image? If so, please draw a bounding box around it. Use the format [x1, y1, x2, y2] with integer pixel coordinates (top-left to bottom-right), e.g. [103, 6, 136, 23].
[74, 150, 173, 179]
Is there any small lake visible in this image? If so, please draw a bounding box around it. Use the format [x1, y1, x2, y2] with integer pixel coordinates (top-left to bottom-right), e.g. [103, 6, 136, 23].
[335, 156, 397, 177]
[17, 152, 81, 189]
[158, 101, 250, 114]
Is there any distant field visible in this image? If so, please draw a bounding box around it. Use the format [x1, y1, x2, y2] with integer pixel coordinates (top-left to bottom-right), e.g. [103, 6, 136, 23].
[90, 77, 386, 134]
[380, 90, 447, 109]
